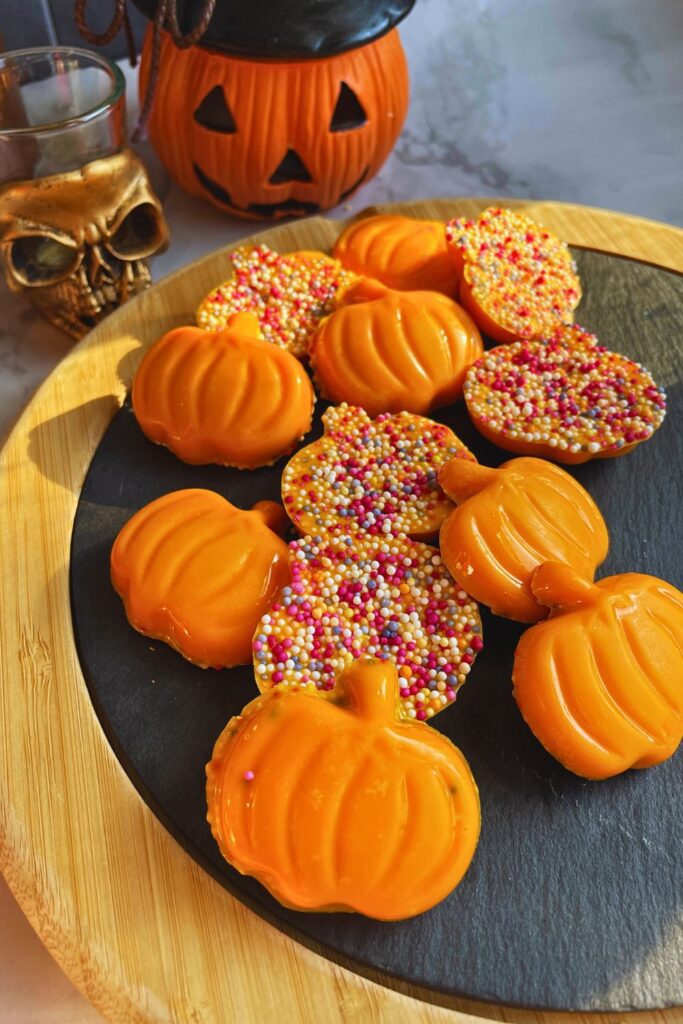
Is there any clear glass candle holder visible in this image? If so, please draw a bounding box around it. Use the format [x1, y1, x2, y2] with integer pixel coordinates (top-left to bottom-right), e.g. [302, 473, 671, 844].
[0, 46, 126, 185]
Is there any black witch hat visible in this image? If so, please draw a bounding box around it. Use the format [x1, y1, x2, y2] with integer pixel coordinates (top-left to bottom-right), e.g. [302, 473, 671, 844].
[130, 0, 416, 59]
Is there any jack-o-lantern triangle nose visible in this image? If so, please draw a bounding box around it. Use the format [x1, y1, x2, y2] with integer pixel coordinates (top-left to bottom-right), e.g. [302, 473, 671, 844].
[269, 149, 313, 185]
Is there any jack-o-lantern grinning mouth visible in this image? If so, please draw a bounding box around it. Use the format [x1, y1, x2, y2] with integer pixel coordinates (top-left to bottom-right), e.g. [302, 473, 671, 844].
[193, 162, 369, 218]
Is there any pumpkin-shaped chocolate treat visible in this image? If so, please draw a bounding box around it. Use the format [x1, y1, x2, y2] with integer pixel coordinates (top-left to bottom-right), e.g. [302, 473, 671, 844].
[309, 278, 483, 416]
[111, 490, 290, 669]
[196, 245, 356, 359]
[513, 562, 683, 779]
[132, 312, 315, 468]
[137, 0, 412, 219]
[206, 658, 481, 919]
[282, 403, 474, 540]
[438, 457, 608, 622]
[254, 532, 483, 722]
[333, 214, 459, 295]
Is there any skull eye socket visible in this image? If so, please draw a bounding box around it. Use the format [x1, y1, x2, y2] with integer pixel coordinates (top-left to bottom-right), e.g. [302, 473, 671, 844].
[329, 82, 367, 132]
[193, 86, 237, 134]
[109, 203, 166, 260]
[9, 235, 79, 287]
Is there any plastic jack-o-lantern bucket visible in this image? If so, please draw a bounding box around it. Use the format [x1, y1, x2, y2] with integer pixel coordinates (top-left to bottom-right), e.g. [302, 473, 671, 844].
[134, 0, 413, 218]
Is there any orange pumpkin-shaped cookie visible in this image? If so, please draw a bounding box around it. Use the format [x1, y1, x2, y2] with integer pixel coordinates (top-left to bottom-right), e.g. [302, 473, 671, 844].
[207, 658, 481, 919]
[513, 562, 683, 779]
[333, 214, 459, 296]
[438, 457, 608, 622]
[309, 279, 483, 416]
[132, 312, 315, 468]
[111, 490, 290, 668]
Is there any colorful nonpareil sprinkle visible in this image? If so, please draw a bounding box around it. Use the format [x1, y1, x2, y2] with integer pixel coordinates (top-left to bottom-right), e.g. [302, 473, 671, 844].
[445, 207, 581, 340]
[464, 325, 667, 462]
[282, 404, 475, 540]
[196, 244, 356, 359]
[253, 534, 483, 721]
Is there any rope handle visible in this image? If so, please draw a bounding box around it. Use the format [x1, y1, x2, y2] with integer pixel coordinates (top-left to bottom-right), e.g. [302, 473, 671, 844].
[74, 0, 216, 139]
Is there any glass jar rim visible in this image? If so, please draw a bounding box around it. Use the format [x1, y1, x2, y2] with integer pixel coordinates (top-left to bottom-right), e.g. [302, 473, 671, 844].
[0, 46, 125, 137]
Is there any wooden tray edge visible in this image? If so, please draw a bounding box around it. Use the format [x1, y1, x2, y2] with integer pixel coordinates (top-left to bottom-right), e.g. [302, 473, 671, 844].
[1, 197, 682, 1024]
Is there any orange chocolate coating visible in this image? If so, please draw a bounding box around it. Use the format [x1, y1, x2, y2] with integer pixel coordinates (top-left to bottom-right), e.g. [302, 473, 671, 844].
[111, 490, 290, 668]
[333, 214, 459, 296]
[309, 279, 483, 417]
[206, 658, 481, 919]
[513, 562, 683, 779]
[438, 457, 608, 622]
[132, 313, 315, 468]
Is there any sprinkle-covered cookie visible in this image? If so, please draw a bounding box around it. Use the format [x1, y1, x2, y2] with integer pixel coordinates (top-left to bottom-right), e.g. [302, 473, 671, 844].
[445, 207, 581, 344]
[196, 244, 356, 359]
[463, 325, 667, 463]
[253, 533, 483, 721]
[282, 404, 475, 541]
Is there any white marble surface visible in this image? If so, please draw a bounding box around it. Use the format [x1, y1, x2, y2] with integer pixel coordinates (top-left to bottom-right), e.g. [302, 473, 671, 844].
[1, 1, 682, 1019]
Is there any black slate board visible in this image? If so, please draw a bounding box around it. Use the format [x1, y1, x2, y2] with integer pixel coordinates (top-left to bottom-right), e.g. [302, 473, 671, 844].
[70, 249, 683, 1013]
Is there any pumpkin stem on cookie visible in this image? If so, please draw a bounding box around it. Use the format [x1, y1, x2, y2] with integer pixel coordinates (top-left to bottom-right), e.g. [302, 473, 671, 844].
[338, 276, 390, 305]
[252, 500, 290, 537]
[337, 658, 399, 720]
[225, 310, 261, 336]
[530, 562, 599, 610]
[438, 459, 498, 503]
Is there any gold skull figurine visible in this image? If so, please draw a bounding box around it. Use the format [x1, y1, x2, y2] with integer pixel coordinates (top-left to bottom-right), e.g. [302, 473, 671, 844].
[0, 149, 169, 338]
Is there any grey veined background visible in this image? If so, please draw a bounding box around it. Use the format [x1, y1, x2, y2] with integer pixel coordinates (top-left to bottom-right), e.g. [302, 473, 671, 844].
[2, 0, 682, 225]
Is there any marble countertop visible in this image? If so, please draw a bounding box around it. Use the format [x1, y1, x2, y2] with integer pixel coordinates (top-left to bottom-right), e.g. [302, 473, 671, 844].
[1, 0, 682, 1019]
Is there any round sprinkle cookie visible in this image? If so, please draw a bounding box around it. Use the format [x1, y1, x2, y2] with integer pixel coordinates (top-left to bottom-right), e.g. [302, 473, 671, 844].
[464, 325, 667, 464]
[196, 244, 356, 359]
[253, 534, 483, 721]
[282, 404, 475, 541]
[445, 207, 581, 344]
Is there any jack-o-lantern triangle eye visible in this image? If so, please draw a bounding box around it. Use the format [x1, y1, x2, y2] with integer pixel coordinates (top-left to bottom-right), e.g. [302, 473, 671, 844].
[330, 82, 367, 132]
[194, 86, 237, 133]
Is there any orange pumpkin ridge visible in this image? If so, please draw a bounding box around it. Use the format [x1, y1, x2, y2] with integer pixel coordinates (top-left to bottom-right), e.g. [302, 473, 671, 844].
[111, 489, 291, 669]
[309, 281, 483, 416]
[206, 658, 481, 919]
[333, 214, 459, 296]
[513, 562, 683, 780]
[140, 28, 409, 218]
[438, 456, 609, 623]
[132, 313, 315, 469]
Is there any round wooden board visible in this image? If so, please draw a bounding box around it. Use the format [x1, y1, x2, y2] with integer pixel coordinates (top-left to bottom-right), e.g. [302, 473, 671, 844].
[1, 198, 682, 1024]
